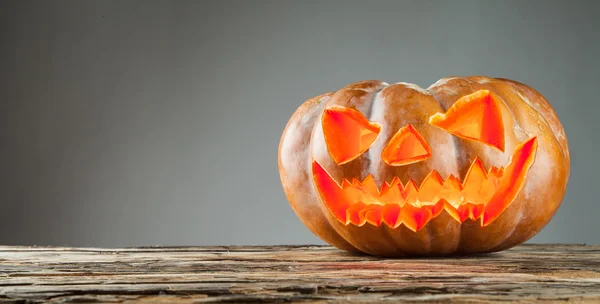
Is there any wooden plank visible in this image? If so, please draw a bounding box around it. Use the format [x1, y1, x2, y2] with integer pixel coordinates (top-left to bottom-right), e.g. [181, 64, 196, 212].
[0, 244, 599, 303]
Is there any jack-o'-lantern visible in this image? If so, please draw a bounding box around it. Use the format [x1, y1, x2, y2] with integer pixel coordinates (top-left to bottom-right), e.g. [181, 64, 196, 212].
[278, 76, 570, 257]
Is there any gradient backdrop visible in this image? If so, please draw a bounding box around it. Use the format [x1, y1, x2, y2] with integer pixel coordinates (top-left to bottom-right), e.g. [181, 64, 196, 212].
[1, 0, 598, 247]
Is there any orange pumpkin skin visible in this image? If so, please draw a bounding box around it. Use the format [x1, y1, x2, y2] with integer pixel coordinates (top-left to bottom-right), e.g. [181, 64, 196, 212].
[278, 76, 570, 257]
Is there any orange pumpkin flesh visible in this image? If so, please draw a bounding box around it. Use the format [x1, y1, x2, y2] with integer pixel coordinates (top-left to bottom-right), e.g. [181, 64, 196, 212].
[322, 106, 381, 165]
[429, 89, 505, 152]
[278, 76, 570, 257]
[381, 123, 432, 166]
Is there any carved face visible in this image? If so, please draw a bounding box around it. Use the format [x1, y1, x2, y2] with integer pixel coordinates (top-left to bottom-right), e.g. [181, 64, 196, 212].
[314, 89, 536, 231]
[278, 77, 570, 257]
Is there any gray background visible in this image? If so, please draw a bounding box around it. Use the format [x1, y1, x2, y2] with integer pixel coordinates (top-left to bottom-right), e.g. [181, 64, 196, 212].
[1, 0, 598, 247]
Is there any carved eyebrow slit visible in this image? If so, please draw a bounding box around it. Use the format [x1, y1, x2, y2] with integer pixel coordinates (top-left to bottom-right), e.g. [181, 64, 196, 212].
[322, 106, 381, 164]
[429, 90, 505, 152]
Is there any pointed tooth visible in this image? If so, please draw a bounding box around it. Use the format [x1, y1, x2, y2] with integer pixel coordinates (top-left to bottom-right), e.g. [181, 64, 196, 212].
[380, 177, 400, 196]
[462, 157, 493, 205]
[456, 203, 485, 222]
[360, 204, 383, 227]
[361, 175, 379, 196]
[402, 180, 419, 205]
[358, 204, 378, 220]
[470, 204, 485, 220]
[456, 204, 472, 223]
[436, 175, 463, 208]
[380, 186, 402, 205]
[345, 176, 380, 206]
[380, 181, 392, 195]
[346, 202, 368, 226]
[389, 177, 401, 188]
[445, 174, 463, 191]
[418, 170, 444, 203]
[424, 170, 444, 184]
[382, 204, 401, 228]
[400, 204, 433, 232]
[397, 178, 406, 192]
[430, 200, 447, 218]
[443, 200, 461, 223]
[380, 179, 402, 205]
[464, 157, 489, 182]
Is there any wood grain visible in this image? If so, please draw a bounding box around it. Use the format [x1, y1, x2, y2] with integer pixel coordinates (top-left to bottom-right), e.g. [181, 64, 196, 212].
[0, 244, 599, 303]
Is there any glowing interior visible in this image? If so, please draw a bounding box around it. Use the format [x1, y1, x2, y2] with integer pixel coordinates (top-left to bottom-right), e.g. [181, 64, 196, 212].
[312, 137, 537, 231]
[382, 123, 432, 166]
[429, 90, 505, 152]
[322, 106, 381, 164]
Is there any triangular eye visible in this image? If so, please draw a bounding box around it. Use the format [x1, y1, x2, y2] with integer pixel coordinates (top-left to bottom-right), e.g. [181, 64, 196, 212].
[382, 123, 432, 166]
[322, 106, 381, 164]
[428, 90, 505, 152]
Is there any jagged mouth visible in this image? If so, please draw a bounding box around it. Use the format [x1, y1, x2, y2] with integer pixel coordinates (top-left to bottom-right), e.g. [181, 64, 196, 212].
[312, 137, 538, 231]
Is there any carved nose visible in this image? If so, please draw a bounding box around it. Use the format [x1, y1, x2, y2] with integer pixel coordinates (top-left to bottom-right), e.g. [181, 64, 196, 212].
[381, 123, 432, 166]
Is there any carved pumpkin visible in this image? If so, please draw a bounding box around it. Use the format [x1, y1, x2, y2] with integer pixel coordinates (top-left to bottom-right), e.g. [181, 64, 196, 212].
[278, 76, 570, 257]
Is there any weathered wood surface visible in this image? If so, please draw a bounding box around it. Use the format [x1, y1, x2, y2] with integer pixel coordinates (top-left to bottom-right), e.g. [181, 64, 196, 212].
[0, 244, 599, 303]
